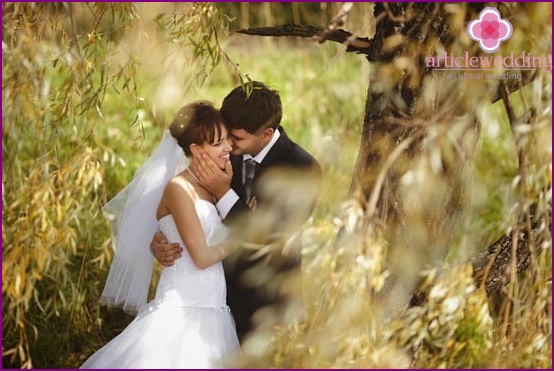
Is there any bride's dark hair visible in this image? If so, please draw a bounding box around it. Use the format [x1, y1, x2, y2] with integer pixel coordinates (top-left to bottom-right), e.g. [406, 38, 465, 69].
[169, 101, 227, 157]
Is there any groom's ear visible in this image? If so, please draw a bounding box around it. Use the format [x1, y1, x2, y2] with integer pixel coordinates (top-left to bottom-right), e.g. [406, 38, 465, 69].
[261, 128, 274, 143]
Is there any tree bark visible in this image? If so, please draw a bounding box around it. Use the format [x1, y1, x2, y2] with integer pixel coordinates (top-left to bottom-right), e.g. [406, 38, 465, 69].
[409, 199, 551, 307]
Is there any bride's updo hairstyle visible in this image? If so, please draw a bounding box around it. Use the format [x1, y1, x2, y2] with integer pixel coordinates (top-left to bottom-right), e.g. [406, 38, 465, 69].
[169, 101, 227, 157]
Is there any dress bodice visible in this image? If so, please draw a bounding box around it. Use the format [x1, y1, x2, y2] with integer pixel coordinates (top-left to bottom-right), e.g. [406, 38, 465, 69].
[153, 199, 229, 308]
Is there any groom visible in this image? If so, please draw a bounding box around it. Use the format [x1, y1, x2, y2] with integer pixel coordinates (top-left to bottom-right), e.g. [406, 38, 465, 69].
[152, 81, 320, 339]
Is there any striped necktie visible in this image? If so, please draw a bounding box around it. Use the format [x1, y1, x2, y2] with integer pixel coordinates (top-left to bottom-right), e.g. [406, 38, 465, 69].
[243, 159, 257, 200]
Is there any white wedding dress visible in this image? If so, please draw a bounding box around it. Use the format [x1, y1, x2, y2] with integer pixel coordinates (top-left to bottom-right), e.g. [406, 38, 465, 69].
[81, 199, 240, 369]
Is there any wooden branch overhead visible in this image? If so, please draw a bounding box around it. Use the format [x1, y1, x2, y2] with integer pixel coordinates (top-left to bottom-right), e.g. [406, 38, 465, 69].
[238, 24, 539, 99]
[237, 24, 375, 56]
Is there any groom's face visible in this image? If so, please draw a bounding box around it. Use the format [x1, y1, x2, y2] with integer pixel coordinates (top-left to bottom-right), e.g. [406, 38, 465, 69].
[229, 128, 268, 157]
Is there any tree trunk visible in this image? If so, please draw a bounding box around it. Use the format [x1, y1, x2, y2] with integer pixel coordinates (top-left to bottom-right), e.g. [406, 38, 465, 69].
[237, 2, 549, 306]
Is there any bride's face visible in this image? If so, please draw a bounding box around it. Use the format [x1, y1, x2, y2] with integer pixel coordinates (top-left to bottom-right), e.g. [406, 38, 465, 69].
[196, 125, 232, 169]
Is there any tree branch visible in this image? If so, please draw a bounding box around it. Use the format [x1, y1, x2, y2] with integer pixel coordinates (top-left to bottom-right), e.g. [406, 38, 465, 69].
[318, 2, 353, 44]
[237, 24, 374, 56]
[470, 216, 546, 296]
[408, 199, 550, 308]
[238, 24, 539, 102]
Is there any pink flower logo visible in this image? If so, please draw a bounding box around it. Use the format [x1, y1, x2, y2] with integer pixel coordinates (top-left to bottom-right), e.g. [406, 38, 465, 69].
[467, 7, 513, 53]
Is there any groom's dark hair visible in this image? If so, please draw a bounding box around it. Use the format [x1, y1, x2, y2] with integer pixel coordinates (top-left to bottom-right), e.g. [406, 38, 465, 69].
[169, 101, 226, 157]
[220, 81, 282, 134]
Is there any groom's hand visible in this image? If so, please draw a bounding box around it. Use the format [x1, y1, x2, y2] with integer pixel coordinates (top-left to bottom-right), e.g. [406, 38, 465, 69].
[151, 231, 182, 267]
[193, 153, 232, 200]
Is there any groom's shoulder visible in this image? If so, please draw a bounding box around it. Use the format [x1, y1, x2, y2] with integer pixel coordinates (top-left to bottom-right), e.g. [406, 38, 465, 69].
[285, 139, 320, 172]
[290, 142, 319, 168]
[277, 128, 319, 169]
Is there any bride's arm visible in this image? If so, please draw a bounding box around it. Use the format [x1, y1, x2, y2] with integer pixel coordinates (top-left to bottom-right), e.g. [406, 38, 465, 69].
[163, 179, 235, 269]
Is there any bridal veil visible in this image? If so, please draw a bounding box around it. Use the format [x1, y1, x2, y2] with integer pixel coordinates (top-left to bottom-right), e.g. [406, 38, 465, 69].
[100, 130, 187, 313]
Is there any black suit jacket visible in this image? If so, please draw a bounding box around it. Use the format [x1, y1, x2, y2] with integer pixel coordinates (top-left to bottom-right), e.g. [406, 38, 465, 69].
[223, 126, 321, 339]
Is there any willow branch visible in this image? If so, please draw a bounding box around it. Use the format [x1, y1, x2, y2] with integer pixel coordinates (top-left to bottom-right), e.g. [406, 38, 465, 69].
[68, 3, 84, 60]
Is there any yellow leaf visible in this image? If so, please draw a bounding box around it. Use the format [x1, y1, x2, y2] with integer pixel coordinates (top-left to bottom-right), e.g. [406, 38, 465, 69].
[14, 274, 21, 296]
[18, 345, 25, 361]
[56, 203, 63, 224]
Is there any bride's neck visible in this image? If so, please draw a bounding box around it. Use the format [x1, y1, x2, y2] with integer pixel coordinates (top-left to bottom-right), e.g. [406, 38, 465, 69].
[184, 167, 214, 202]
[186, 167, 201, 185]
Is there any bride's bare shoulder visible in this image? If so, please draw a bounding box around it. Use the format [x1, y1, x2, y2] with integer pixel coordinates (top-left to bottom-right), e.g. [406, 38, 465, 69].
[164, 174, 195, 200]
[157, 174, 196, 218]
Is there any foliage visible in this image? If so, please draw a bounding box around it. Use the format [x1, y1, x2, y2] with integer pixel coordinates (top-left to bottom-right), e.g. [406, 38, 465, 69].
[235, 2, 552, 369]
[2, 2, 233, 367]
[155, 2, 251, 88]
[2, 2, 551, 369]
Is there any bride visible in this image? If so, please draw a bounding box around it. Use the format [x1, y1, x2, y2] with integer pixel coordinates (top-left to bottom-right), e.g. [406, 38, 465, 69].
[81, 101, 240, 369]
